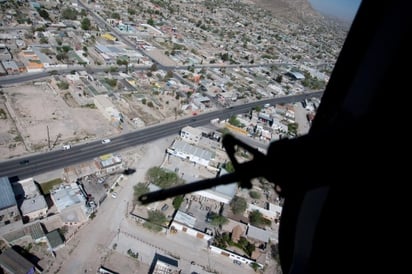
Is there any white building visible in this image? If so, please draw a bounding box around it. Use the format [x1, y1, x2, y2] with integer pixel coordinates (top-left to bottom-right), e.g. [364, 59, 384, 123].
[167, 139, 215, 167]
[247, 203, 282, 222]
[180, 126, 203, 145]
[50, 184, 88, 226]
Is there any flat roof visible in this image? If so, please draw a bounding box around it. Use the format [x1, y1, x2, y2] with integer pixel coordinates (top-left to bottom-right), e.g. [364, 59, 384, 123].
[181, 126, 203, 136]
[0, 248, 34, 274]
[25, 222, 45, 241]
[246, 225, 270, 243]
[172, 140, 214, 161]
[20, 195, 47, 215]
[47, 230, 64, 249]
[0, 177, 17, 210]
[50, 184, 84, 212]
[174, 211, 196, 228]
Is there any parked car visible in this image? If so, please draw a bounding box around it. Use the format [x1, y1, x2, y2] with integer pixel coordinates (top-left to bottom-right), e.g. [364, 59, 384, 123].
[111, 192, 117, 198]
[101, 138, 111, 144]
[123, 168, 136, 175]
[233, 260, 242, 265]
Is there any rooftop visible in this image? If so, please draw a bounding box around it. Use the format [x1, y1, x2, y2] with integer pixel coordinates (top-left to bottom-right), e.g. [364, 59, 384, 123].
[0, 248, 35, 274]
[20, 195, 47, 215]
[50, 184, 84, 212]
[0, 177, 17, 210]
[25, 221, 46, 241]
[246, 225, 271, 243]
[174, 210, 196, 228]
[171, 140, 215, 161]
[46, 229, 65, 249]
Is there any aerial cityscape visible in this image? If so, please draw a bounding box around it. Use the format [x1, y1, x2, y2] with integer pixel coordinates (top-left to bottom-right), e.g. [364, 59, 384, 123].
[0, 0, 351, 273]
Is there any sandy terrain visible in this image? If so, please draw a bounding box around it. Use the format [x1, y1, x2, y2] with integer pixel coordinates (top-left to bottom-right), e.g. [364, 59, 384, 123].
[0, 96, 26, 158]
[0, 83, 117, 158]
[0, 77, 191, 160]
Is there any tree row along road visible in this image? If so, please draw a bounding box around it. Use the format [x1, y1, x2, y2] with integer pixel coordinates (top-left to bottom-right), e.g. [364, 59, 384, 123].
[0, 91, 322, 179]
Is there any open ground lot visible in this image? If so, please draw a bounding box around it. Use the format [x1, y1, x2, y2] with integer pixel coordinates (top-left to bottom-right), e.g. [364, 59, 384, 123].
[1, 83, 117, 158]
[0, 80, 187, 160]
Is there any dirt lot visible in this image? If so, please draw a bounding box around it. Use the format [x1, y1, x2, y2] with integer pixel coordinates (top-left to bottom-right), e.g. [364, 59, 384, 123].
[0, 79, 190, 160]
[0, 95, 26, 158]
[0, 82, 117, 159]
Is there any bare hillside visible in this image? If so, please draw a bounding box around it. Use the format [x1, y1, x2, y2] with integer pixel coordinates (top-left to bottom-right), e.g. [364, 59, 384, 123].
[251, 0, 320, 22]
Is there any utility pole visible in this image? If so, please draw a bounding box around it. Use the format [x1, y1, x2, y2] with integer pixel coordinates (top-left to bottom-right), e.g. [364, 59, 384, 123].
[47, 125, 51, 150]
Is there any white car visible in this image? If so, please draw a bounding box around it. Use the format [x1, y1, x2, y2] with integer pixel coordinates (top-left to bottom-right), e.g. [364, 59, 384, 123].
[101, 139, 111, 144]
[111, 192, 117, 198]
[62, 144, 71, 150]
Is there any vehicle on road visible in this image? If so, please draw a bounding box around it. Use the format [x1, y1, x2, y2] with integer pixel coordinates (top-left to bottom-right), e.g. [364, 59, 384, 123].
[62, 144, 71, 150]
[19, 159, 29, 165]
[111, 192, 117, 198]
[233, 260, 241, 265]
[101, 139, 111, 144]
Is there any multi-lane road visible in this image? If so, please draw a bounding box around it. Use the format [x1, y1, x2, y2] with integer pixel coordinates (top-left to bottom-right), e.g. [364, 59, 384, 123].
[0, 92, 322, 179]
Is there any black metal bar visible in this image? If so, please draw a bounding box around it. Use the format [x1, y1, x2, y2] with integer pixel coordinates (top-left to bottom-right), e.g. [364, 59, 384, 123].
[138, 172, 240, 204]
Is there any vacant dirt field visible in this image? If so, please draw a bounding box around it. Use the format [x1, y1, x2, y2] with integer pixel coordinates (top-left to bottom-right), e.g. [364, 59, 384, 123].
[116, 91, 183, 127]
[0, 96, 27, 159]
[0, 77, 197, 160]
[0, 82, 117, 159]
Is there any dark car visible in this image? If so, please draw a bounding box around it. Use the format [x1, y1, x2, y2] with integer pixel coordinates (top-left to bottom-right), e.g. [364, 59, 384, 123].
[19, 159, 29, 165]
[123, 168, 136, 175]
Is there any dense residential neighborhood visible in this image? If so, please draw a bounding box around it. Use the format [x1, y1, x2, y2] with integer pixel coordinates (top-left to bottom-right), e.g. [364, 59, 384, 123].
[0, 0, 350, 273]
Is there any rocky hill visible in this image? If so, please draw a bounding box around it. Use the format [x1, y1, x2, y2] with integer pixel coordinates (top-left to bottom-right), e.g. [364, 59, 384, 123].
[250, 0, 321, 22]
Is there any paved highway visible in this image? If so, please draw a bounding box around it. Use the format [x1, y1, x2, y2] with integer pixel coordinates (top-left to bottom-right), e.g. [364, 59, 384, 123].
[0, 92, 322, 179]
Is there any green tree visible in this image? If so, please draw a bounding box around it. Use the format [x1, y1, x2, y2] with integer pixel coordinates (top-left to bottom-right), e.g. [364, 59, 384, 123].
[37, 8, 50, 21]
[148, 210, 166, 225]
[81, 17, 91, 30]
[288, 123, 298, 136]
[221, 52, 229, 62]
[133, 183, 149, 205]
[40, 37, 48, 44]
[57, 81, 69, 90]
[146, 167, 183, 188]
[172, 195, 184, 209]
[223, 161, 235, 173]
[104, 78, 117, 87]
[254, 106, 262, 112]
[127, 8, 136, 15]
[144, 210, 167, 232]
[230, 196, 247, 215]
[249, 190, 261, 199]
[111, 12, 120, 20]
[80, 9, 87, 17]
[62, 45, 72, 53]
[147, 17, 154, 26]
[164, 70, 173, 80]
[249, 210, 271, 227]
[275, 74, 283, 83]
[150, 64, 158, 71]
[228, 116, 243, 128]
[209, 212, 228, 226]
[117, 58, 129, 73]
[61, 7, 78, 20]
